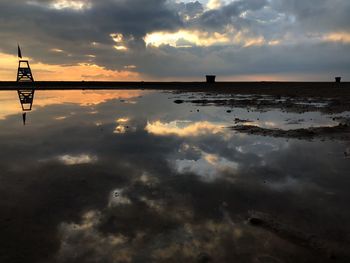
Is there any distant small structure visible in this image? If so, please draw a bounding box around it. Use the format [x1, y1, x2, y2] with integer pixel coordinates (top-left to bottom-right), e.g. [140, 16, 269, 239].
[335, 77, 341, 83]
[206, 75, 216, 83]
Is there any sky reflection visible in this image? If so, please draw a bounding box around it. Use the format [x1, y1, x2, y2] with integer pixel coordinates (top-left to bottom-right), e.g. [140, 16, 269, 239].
[0, 90, 349, 262]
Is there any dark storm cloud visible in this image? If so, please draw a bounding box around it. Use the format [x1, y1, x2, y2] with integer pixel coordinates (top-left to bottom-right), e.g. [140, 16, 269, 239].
[194, 0, 268, 30]
[0, 0, 183, 65]
[171, 0, 204, 18]
[0, 0, 349, 78]
[272, 0, 350, 32]
[190, 0, 350, 34]
[126, 42, 350, 78]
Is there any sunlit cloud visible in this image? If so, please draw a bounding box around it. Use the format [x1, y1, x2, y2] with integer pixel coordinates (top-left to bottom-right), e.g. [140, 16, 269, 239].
[144, 30, 230, 47]
[114, 117, 131, 134]
[57, 154, 98, 165]
[110, 33, 123, 43]
[144, 29, 273, 48]
[323, 32, 350, 44]
[50, 48, 65, 53]
[27, 0, 92, 10]
[207, 0, 222, 10]
[268, 40, 281, 46]
[145, 120, 225, 137]
[50, 0, 92, 10]
[241, 120, 278, 129]
[124, 65, 137, 69]
[110, 33, 128, 51]
[230, 30, 267, 47]
[114, 45, 128, 51]
[54, 116, 67, 120]
[116, 117, 129, 123]
[242, 36, 265, 47]
[114, 125, 126, 134]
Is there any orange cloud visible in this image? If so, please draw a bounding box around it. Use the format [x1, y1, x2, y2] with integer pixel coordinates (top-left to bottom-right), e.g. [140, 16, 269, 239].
[323, 32, 350, 43]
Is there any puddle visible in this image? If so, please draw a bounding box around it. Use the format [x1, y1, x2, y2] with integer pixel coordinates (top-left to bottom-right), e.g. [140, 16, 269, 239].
[1, 89, 350, 262]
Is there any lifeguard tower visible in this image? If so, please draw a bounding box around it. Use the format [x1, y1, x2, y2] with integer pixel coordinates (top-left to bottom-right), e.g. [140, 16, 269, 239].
[16, 45, 35, 124]
[17, 60, 34, 82]
[16, 45, 34, 83]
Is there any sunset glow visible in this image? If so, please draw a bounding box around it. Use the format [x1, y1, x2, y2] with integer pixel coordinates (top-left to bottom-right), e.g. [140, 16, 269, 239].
[1, 2, 350, 262]
[0, 0, 349, 80]
[0, 52, 139, 81]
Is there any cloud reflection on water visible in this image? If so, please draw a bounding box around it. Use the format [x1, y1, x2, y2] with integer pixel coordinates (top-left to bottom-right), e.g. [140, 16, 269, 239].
[145, 120, 226, 137]
[0, 90, 350, 262]
[57, 154, 98, 165]
[0, 90, 146, 120]
[174, 151, 239, 182]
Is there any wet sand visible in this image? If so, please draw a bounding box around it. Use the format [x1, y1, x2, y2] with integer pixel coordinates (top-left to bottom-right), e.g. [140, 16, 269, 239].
[232, 123, 350, 141]
[169, 84, 350, 141]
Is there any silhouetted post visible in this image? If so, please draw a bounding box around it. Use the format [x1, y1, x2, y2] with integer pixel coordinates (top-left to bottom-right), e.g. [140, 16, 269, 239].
[206, 75, 216, 83]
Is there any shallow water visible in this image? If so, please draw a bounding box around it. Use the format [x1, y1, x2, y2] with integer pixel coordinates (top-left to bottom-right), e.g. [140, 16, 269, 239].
[0, 90, 349, 263]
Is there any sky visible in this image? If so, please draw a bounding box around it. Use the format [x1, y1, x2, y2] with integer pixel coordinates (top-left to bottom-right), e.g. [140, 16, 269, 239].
[0, 0, 349, 81]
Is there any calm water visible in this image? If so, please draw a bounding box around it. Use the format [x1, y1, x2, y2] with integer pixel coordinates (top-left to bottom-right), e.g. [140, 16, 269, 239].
[0, 90, 349, 263]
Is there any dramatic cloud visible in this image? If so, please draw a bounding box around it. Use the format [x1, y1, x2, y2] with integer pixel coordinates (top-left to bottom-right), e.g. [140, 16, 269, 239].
[0, 0, 349, 80]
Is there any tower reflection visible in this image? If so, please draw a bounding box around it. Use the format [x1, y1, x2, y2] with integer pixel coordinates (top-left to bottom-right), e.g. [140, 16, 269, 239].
[17, 89, 35, 125]
[17, 89, 35, 111]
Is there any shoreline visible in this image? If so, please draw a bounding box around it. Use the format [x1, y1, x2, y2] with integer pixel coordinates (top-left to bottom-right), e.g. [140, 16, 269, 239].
[0, 81, 349, 98]
[1, 81, 350, 100]
[0, 81, 349, 89]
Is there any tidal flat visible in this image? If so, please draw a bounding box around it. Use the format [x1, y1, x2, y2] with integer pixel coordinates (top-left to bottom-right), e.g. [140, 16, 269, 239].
[0, 88, 350, 263]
